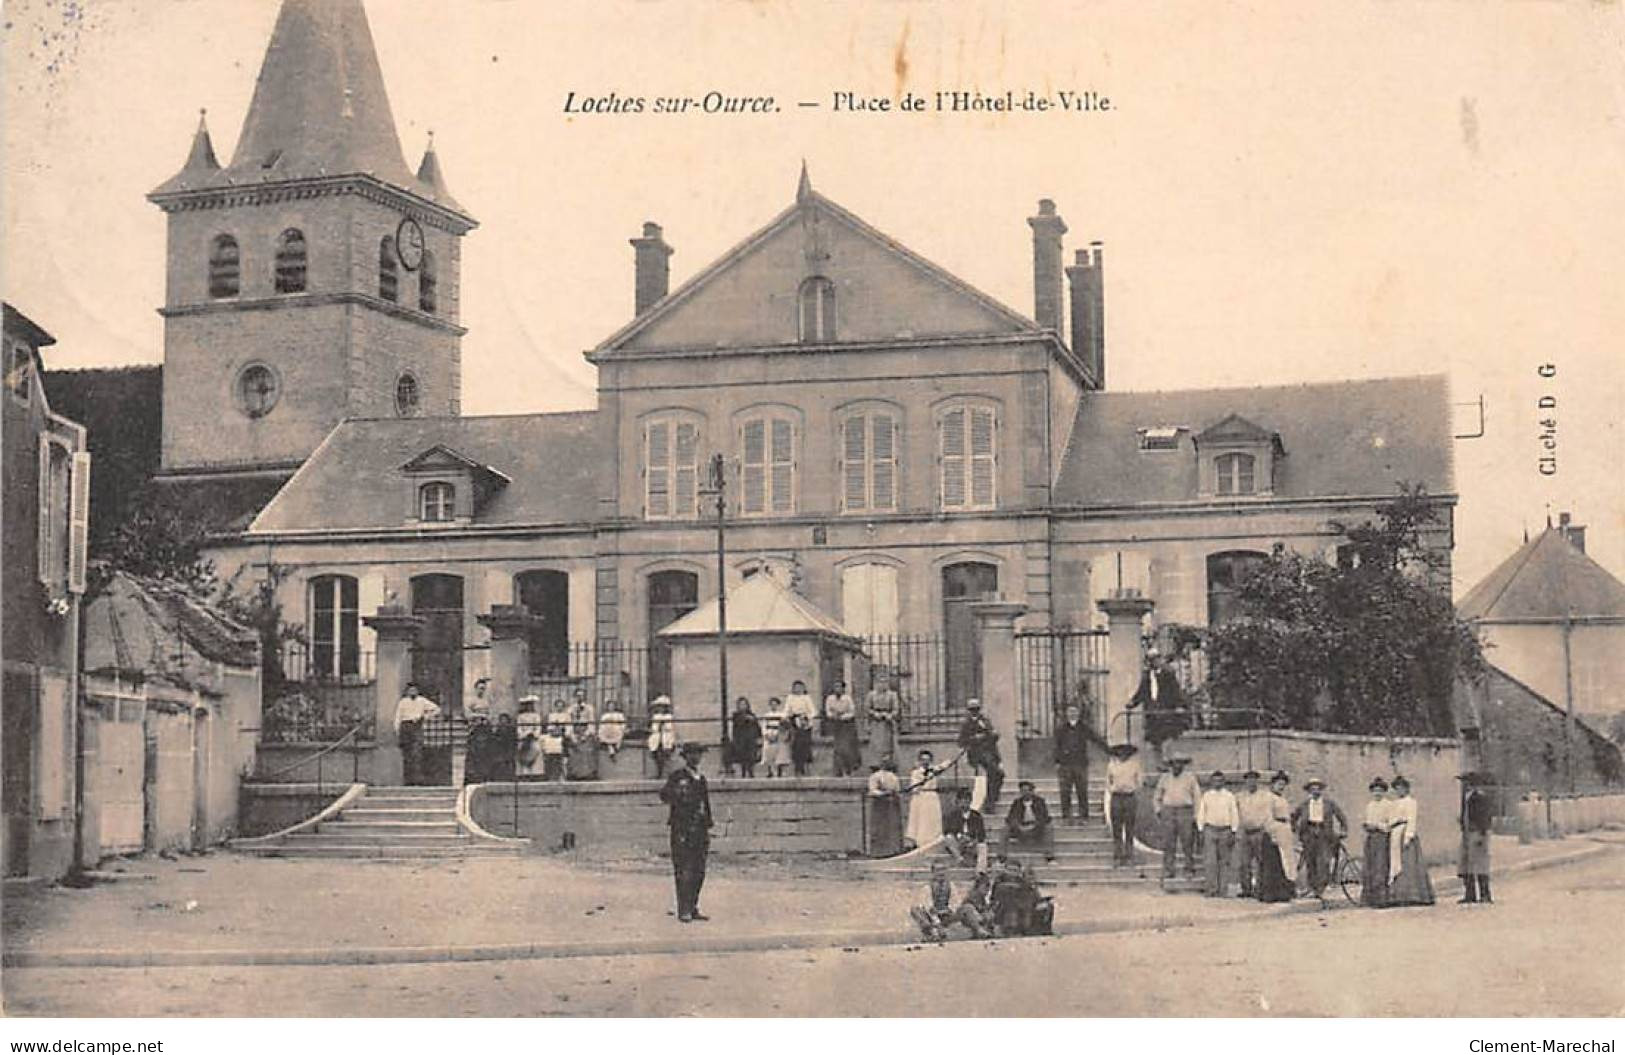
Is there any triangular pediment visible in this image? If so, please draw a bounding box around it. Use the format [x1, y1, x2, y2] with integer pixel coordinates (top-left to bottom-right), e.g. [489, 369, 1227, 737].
[400, 444, 482, 473]
[600, 189, 1039, 353]
[1196, 413, 1277, 446]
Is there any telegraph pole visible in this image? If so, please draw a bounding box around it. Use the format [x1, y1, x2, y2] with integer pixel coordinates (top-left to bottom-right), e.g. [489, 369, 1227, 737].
[708, 454, 730, 753]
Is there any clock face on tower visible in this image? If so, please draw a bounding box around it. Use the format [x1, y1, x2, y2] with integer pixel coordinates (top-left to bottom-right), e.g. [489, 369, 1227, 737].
[395, 216, 425, 272]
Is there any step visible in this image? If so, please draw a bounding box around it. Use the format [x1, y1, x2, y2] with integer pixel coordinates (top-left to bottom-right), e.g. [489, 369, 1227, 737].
[362, 795, 460, 809]
[237, 842, 522, 859]
[342, 808, 458, 823]
[317, 821, 463, 836]
[283, 833, 477, 848]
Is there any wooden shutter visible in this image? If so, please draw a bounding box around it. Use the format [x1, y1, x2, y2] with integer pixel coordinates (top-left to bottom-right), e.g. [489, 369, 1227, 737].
[770, 418, 794, 514]
[37, 436, 53, 584]
[969, 407, 996, 508]
[646, 421, 670, 518]
[871, 414, 896, 511]
[940, 407, 966, 509]
[68, 451, 90, 594]
[742, 419, 766, 514]
[842, 414, 867, 512]
[674, 422, 698, 517]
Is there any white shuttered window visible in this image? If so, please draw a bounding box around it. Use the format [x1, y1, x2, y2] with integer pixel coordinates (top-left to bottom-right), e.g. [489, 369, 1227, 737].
[840, 410, 898, 513]
[645, 416, 700, 520]
[938, 403, 997, 511]
[741, 414, 795, 515]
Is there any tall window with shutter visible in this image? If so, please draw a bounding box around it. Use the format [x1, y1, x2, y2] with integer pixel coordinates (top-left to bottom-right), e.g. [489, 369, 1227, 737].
[938, 401, 997, 511]
[645, 414, 701, 520]
[274, 228, 307, 294]
[839, 407, 898, 513]
[741, 413, 796, 516]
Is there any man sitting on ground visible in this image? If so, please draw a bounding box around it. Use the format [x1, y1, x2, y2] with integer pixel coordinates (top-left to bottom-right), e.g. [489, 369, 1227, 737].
[1000, 780, 1056, 862]
[990, 856, 1055, 937]
[943, 786, 988, 871]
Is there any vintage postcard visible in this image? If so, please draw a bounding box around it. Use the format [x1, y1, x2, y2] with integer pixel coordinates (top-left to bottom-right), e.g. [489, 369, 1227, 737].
[3, 0, 1622, 1029]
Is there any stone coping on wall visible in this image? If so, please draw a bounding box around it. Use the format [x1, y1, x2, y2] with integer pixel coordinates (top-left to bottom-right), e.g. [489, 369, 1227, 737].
[1178, 728, 1460, 750]
[474, 777, 870, 795]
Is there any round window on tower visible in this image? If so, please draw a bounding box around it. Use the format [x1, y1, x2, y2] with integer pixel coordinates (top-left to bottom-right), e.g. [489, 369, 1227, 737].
[395, 372, 420, 417]
[235, 363, 281, 418]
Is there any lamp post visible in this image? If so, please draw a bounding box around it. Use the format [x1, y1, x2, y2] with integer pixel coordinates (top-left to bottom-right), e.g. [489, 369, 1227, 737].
[703, 454, 731, 757]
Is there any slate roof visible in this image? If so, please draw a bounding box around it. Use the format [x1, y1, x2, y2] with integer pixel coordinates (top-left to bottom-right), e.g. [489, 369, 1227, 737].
[658, 573, 858, 642]
[150, 0, 467, 217]
[1457, 528, 1625, 622]
[249, 412, 602, 533]
[84, 572, 259, 677]
[1053, 374, 1454, 507]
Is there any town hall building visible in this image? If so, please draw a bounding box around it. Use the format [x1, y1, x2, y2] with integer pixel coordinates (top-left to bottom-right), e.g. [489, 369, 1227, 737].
[105, 0, 1457, 744]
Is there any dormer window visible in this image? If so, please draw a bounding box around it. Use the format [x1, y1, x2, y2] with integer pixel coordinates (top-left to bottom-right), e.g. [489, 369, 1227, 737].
[1138, 426, 1182, 452]
[798, 276, 836, 342]
[419, 481, 455, 522]
[1215, 452, 1256, 496]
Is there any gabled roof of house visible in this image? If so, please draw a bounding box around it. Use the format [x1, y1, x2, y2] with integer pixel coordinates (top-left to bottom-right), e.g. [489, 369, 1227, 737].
[1457, 527, 1625, 622]
[249, 411, 601, 533]
[594, 171, 1044, 355]
[658, 572, 858, 642]
[83, 572, 259, 677]
[1054, 374, 1454, 507]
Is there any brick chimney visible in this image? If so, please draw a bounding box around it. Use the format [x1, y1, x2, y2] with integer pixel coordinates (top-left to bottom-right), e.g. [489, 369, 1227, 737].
[630, 222, 673, 316]
[1557, 511, 1587, 554]
[1066, 242, 1106, 387]
[1027, 199, 1067, 334]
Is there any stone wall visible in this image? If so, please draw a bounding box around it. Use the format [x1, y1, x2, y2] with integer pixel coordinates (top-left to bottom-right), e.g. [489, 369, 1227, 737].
[238, 784, 351, 838]
[1467, 665, 1623, 806]
[471, 778, 868, 857]
[1164, 728, 1463, 865]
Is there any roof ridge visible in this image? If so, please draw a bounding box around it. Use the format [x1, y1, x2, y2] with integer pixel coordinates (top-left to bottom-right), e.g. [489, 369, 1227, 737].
[1094, 373, 1447, 398]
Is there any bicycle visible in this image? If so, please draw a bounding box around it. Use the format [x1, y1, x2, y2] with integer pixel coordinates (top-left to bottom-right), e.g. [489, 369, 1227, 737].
[1327, 834, 1364, 904]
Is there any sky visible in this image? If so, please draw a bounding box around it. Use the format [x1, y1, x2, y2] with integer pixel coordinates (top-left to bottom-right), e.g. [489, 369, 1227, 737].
[4, 0, 1622, 597]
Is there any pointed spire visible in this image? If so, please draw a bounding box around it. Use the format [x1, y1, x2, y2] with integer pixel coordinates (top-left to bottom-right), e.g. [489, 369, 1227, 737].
[414, 131, 461, 210]
[185, 108, 220, 172]
[796, 160, 812, 203]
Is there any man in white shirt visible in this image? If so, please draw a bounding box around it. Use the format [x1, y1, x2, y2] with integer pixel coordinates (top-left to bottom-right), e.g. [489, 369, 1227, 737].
[1233, 769, 1274, 897]
[1105, 743, 1143, 866]
[1196, 770, 1240, 897]
[1153, 754, 1201, 880]
[393, 683, 440, 786]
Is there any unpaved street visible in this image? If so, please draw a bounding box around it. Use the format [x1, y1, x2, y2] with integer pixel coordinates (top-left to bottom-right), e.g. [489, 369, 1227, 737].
[5, 848, 1621, 1017]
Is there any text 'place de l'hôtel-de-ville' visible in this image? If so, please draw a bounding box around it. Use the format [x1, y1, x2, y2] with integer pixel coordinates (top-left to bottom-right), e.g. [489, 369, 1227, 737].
[13, 0, 1471, 857]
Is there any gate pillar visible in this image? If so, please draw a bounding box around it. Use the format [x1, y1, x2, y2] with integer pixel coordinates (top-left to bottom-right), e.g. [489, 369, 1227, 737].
[364, 605, 424, 787]
[971, 600, 1028, 784]
[1097, 594, 1154, 751]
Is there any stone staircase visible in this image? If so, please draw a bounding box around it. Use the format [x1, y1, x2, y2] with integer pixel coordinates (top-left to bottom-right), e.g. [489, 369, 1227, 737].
[873, 775, 1203, 891]
[234, 786, 527, 859]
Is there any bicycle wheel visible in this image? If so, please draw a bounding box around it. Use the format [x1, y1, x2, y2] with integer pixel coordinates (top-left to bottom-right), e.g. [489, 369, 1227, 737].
[1339, 851, 1364, 905]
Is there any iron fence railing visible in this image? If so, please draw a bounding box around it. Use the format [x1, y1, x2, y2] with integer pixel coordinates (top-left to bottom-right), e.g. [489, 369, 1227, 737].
[861, 634, 953, 733]
[266, 644, 377, 743]
[1015, 629, 1110, 740]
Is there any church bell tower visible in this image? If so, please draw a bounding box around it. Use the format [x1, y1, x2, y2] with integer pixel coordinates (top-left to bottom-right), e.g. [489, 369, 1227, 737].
[148, 0, 476, 480]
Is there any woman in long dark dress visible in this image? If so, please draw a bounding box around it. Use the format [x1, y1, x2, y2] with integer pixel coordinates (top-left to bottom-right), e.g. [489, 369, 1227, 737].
[1361, 777, 1393, 907]
[790, 712, 815, 776]
[729, 697, 763, 777]
[1256, 771, 1297, 902]
[1386, 775, 1436, 906]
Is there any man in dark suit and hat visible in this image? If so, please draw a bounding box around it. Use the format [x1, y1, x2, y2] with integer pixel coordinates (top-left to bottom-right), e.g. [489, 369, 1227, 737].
[659, 741, 715, 922]
[1291, 776, 1349, 898]
[1457, 771, 1495, 904]
[1128, 648, 1186, 746]
[957, 698, 1005, 808]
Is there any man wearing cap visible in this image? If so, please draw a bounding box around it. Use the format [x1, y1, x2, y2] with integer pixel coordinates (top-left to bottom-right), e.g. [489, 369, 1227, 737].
[943, 786, 989, 871]
[659, 742, 715, 922]
[1457, 771, 1494, 904]
[1196, 770, 1240, 898]
[1291, 777, 1348, 898]
[957, 698, 1005, 809]
[1000, 780, 1055, 862]
[1153, 754, 1201, 880]
[1130, 648, 1187, 746]
[1234, 770, 1273, 898]
[1105, 743, 1143, 866]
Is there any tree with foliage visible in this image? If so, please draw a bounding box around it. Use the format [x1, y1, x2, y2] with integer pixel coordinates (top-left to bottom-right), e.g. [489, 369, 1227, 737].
[1205, 485, 1485, 738]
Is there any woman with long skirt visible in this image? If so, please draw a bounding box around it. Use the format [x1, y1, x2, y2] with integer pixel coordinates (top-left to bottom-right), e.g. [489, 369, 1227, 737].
[1361, 777, 1393, 907]
[1386, 775, 1435, 906]
[905, 749, 945, 851]
[1255, 771, 1297, 902]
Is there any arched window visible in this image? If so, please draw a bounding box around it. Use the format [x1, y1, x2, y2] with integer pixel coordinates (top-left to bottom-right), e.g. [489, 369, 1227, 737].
[739, 410, 796, 515]
[274, 228, 307, 293]
[516, 570, 570, 677]
[378, 237, 399, 302]
[1206, 550, 1268, 625]
[938, 401, 997, 510]
[841, 562, 899, 638]
[798, 276, 836, 342]
[942, 561, 999, 706]
[419, 481, 455, 522]
[1215, 452, 1257, 496]
[208, 235, 240, 298]
[839, 405, 899, 513]
[644, 413, 701, 519]
[418, 250, 438, 314]
[395, 373, 420, 417]
[647, 569, 700, 700]
[308, 574, 360, 680]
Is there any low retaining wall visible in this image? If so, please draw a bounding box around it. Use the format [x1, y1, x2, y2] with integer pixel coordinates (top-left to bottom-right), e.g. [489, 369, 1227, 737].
[1517, 791, 1625, 839]
[239, 784, 348, 838]
[1163, 729, 1463, 866]
[471, 778, 870, 857]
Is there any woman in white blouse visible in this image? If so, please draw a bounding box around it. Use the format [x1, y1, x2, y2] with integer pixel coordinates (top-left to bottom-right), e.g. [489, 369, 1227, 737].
[1385, 775, 1436, 906]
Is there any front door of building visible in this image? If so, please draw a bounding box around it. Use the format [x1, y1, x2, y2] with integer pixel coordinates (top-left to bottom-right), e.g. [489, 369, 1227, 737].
[942, 561, 998, 709]
[411, 574, 465, 715]
[647, 570, 699, 703]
